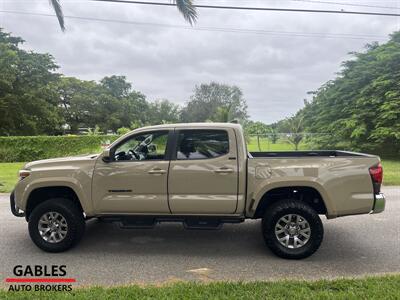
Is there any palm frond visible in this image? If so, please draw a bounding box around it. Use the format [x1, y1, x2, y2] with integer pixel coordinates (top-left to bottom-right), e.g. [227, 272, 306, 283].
[174, 0, 198, 25]
[49, 0, 65, 31]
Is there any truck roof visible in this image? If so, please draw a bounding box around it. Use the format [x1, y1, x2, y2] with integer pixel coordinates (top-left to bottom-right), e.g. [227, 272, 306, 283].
[140, 122, 243, 130]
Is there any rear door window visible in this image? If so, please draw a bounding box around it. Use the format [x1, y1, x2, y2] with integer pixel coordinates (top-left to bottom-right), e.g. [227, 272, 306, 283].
[176, 130, 229, 160]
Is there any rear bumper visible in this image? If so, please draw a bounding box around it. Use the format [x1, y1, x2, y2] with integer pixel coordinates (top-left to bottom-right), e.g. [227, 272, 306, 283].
[372, 193, 385, 214]
[10, 190, 25, 217]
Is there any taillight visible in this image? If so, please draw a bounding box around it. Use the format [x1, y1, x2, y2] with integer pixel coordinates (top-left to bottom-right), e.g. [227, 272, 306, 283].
[369, 163, 383, 183]
[369, 163, 383, 193]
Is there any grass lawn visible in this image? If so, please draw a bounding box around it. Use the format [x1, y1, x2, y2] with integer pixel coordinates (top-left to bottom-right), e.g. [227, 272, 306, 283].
[0, 162, 25, 193]
[381, 159, 400, 186]
[247, 137, 308, 152]
[1, 275, 399, 299]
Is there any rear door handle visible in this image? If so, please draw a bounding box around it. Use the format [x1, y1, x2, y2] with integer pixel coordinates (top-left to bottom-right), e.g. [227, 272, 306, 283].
[148, 168, 167, 175]
[214, 167, 234, 174]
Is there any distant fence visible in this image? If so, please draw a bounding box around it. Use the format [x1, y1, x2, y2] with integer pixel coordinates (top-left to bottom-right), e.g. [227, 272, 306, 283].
[246, 133, 334, 152]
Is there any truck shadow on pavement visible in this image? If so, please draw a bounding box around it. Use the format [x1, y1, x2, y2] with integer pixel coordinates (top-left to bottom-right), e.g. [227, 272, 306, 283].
[79, 219, 267, 257]
[75, 218, 381, 263]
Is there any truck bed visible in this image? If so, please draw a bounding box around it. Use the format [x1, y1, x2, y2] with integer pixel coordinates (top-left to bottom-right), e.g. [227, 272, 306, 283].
[246, 151, 380, 218]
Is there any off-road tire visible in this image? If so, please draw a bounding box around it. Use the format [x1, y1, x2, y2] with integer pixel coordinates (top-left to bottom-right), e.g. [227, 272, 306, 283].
[28, 198, 85, 252]
[262, 199, 323, 259]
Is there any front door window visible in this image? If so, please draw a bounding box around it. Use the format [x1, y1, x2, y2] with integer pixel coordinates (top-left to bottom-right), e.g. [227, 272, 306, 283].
[113, 131, 169, 161]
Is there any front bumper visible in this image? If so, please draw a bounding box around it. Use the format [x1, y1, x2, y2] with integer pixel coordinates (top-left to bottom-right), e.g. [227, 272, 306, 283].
[371, 193, 385, 214]
[10, 190, 25, 217]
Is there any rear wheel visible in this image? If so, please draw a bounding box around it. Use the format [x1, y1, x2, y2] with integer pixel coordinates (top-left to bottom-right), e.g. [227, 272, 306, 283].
[28, 198, 85, 252]
[262, 200, 323, 259]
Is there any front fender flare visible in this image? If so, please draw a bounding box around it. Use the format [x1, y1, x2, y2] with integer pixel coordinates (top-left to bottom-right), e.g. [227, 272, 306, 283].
[20, 177, 93, 215]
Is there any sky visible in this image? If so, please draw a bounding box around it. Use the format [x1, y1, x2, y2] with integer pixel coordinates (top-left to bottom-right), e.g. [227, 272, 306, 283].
[1, 0, 399, 123]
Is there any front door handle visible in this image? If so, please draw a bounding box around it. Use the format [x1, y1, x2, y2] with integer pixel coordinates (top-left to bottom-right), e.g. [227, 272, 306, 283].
[214, 167, 234, 174]
[148, 168, 167, 175]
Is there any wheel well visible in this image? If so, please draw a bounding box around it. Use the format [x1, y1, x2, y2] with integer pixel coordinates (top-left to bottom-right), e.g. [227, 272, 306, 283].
[254, 186, 327, 219]
[25, 186, 83, 220]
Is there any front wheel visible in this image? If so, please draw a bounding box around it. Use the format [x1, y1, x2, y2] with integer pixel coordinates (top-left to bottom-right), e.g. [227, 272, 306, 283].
[28, 198, 85, 252]
[262, 200, 323, 259]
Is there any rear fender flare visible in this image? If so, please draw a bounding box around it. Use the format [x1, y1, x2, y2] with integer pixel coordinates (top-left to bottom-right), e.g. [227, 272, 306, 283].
[251, 180, 335, 217]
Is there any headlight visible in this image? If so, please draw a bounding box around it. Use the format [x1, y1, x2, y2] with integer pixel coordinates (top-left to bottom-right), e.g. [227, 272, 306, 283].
[19, 170, 31, 180]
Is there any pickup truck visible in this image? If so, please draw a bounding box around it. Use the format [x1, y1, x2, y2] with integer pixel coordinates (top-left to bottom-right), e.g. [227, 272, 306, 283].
[10, 123, 385, 259]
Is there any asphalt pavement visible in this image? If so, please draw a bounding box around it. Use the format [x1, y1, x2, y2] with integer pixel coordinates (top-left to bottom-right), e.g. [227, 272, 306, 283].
[1, 187, 399, 286]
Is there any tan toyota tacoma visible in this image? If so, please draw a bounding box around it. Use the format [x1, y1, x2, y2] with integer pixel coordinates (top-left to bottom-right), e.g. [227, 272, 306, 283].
[10, 123, 385, 259]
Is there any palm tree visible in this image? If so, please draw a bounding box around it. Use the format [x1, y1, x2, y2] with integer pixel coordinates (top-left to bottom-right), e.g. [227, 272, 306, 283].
[286, 115, 304, 151]
[49, 0, 197, 32]
[49, 0, 65, 31]
[175, 0, 198, 25]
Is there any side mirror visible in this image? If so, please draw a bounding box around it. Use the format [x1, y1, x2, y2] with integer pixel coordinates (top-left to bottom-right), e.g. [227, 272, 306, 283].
[102, 149, 111, 163]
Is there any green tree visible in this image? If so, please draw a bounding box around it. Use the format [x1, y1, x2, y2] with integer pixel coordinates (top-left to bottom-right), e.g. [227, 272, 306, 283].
[210, 106, 231, 122]
[56, 77, 100, 133]
[245, 121, 270, 135]
[298, 32, 400, 155]
[181, 82, 248, 123]
[56, 75, 152, 133]
[119, 91, 149, 128]
[148, 99, 181, 124]
[0, 29, 63, 135]
[100, 75, 132, 99]
[287, 115, 304, 151]
[244, 121, 271, 151]
[268, 125, 279, 144]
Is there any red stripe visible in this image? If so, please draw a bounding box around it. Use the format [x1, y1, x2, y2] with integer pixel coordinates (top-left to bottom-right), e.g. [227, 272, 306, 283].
[5, 278, 76, 283]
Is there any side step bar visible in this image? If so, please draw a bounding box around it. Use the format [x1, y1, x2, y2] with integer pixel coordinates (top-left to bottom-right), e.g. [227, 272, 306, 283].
[99, 215, 245, 230]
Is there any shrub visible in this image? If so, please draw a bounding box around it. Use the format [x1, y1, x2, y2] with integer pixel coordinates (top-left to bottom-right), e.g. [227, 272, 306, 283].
[0, 135, 119, 162]
[117, 127, 131, 135]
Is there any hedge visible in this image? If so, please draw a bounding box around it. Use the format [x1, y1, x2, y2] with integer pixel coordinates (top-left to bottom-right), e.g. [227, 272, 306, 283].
[0, 135, 119, 162]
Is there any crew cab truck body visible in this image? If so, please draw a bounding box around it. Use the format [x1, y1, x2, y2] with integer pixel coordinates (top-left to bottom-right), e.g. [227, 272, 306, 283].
[10, 123, 385, 259]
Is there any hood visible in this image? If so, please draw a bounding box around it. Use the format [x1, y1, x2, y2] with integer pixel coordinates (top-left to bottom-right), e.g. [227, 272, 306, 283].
[24, 154, 99, 170]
